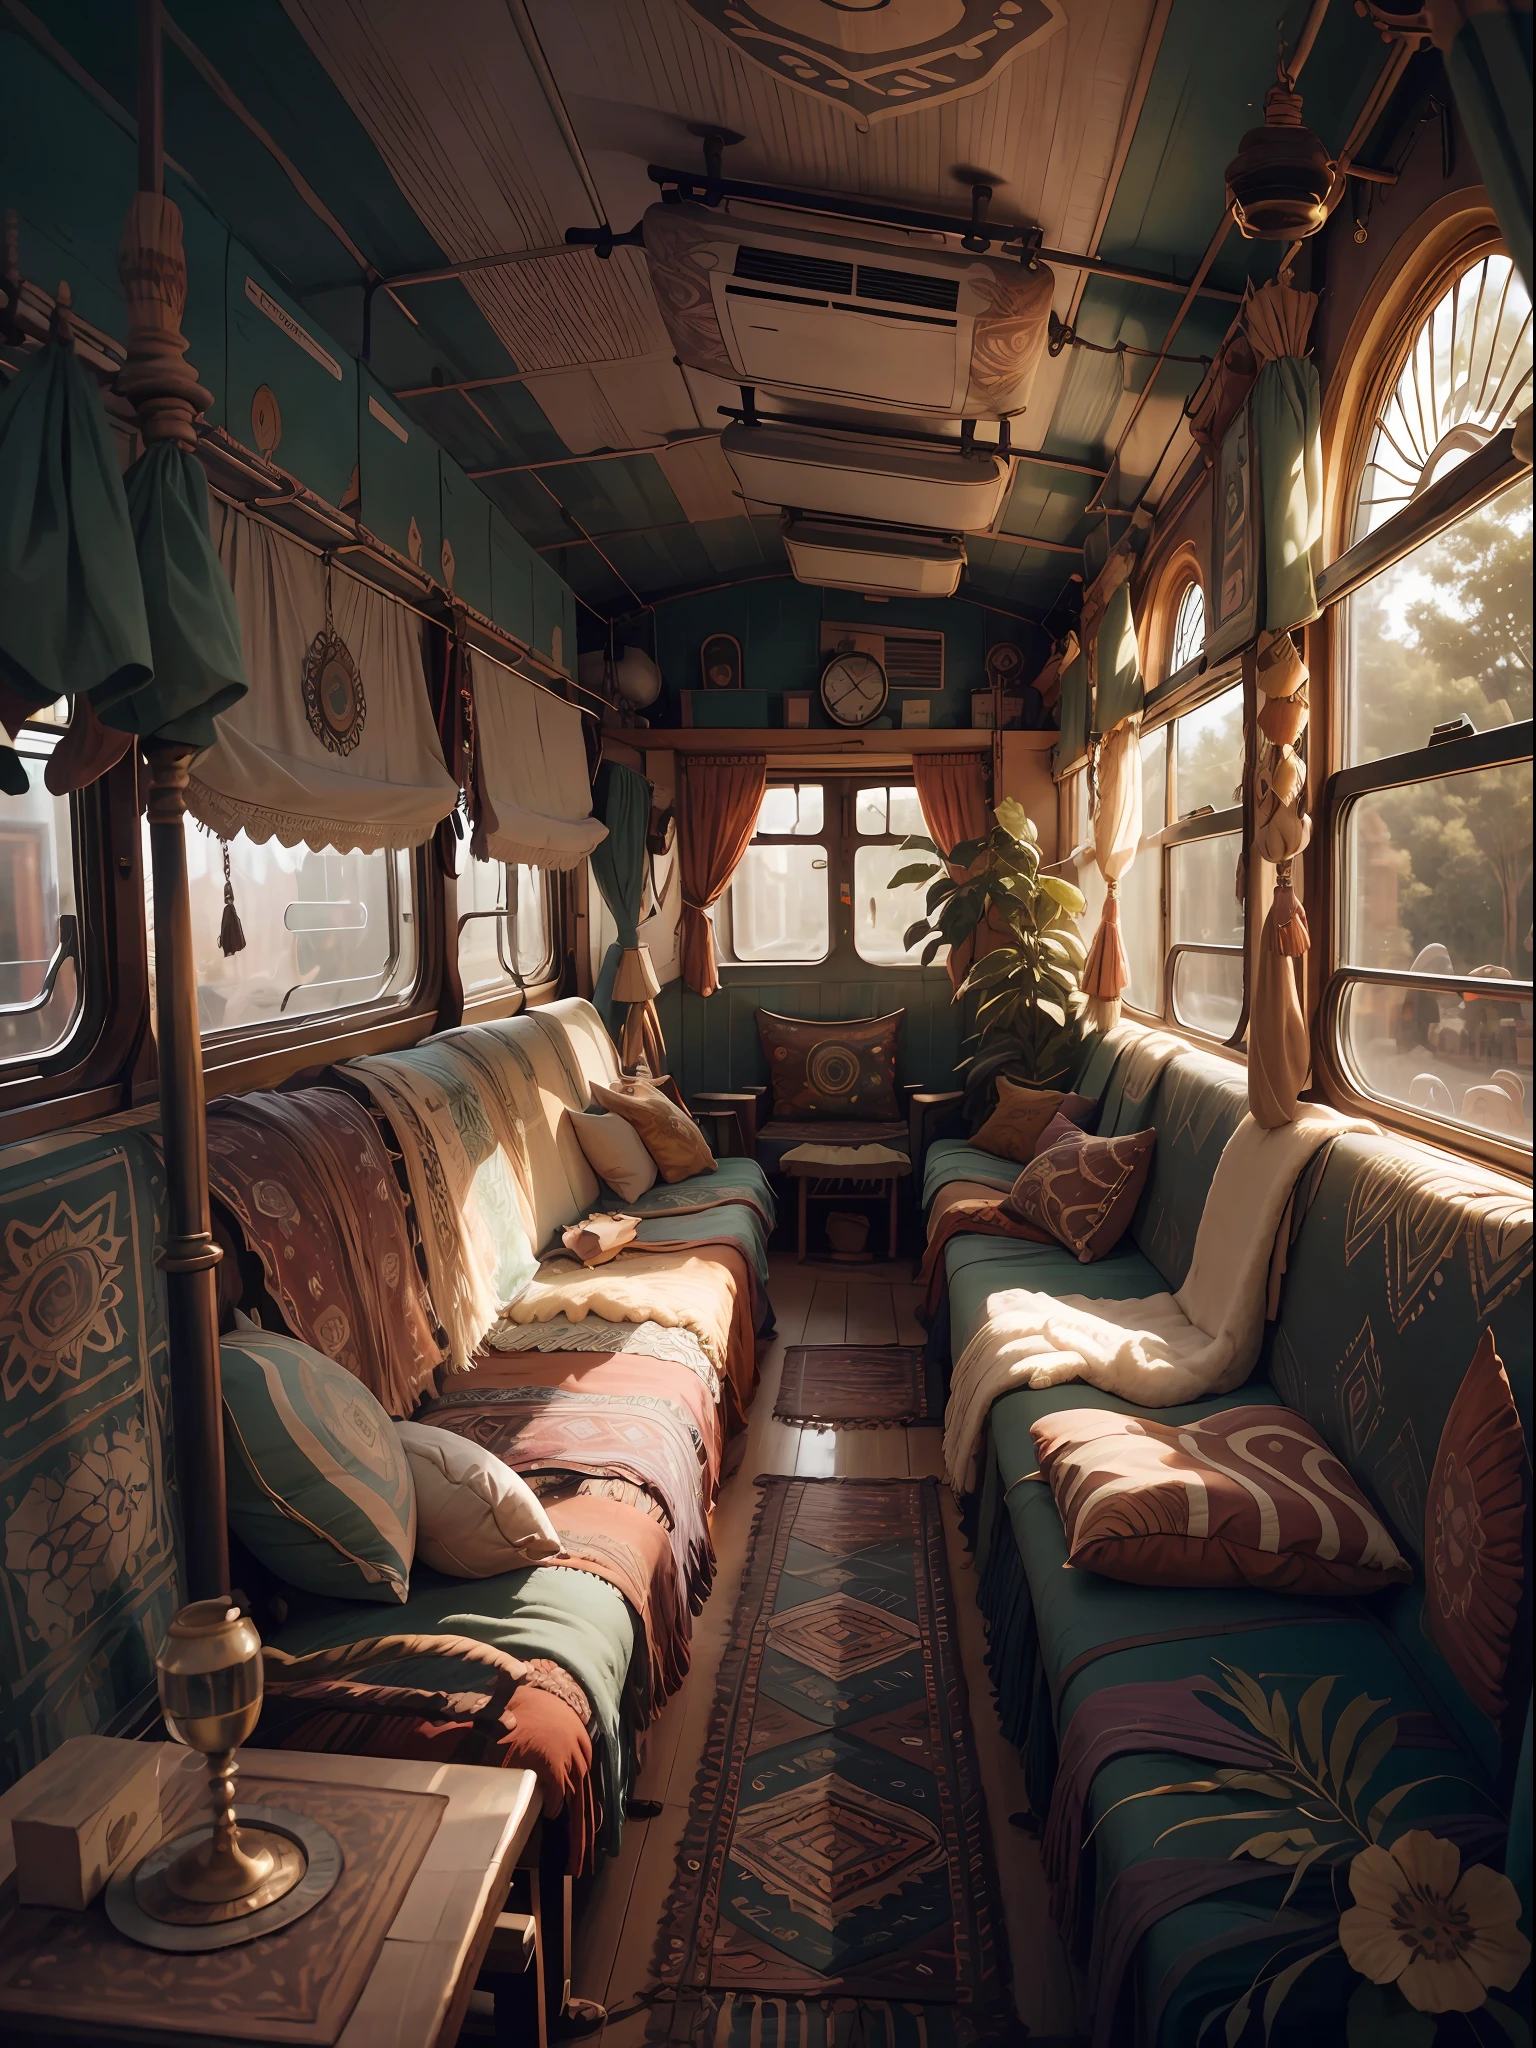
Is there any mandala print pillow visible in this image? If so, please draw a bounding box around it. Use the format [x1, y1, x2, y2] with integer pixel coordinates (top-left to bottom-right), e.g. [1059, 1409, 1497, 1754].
[758, 1011, 902, 1122]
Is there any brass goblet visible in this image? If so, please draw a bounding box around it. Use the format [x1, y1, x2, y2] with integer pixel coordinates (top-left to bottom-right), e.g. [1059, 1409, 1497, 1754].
[136, 1599, 305, 1923]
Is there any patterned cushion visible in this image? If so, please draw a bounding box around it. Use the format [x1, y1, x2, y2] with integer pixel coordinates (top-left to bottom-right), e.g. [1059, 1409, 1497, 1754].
[970, 1078, 1067, 1164]
[589, 1080, 715, 1183]
[221, 1327, 416, 1604]
[757, 1010, 901, 1123]
[1031, 1404, 1414, 1594]
[1004, 1127, 1155, 1262]
[1424, 1332, 1529, 1721]
[0, 1112, 180, 1789]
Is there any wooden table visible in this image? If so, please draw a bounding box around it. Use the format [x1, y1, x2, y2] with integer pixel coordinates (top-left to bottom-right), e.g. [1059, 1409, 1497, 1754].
[0, 1744, 540, 2048]
[783, 1152, 910, 1262]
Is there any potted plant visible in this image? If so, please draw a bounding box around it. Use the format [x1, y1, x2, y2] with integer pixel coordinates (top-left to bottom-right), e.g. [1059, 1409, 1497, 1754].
[890, 797, 1089, 1130]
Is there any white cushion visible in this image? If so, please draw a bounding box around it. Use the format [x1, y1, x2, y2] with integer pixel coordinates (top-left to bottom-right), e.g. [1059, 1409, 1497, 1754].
[394, 1422, 563, 1578]
[569, 1108, 659, 1202]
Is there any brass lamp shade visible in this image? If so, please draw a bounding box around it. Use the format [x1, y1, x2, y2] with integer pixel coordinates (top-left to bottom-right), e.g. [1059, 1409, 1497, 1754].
[612, 946, 662, 1003]
[1226, 79, 1333, 241]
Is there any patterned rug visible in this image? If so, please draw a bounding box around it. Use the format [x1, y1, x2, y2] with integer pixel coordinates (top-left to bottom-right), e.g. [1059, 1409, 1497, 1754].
[651, 1479, 1008, 2048]
[774, 1348, 943, 1428]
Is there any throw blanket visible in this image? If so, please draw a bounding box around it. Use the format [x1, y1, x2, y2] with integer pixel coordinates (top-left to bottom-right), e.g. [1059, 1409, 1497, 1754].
[622, 1160, 776, 1230]
[486, 1316, 722, 1404]
[344, 1052, 501, 1371]
[542, 1204, 771, 1322]
[421, 1382, 716, 1621]
[206, 1087, 443, 1413]
[500, 1246, 760, 1418]
[945, 1111, 1367, 1491]
[918, 1195, 1053, 1315]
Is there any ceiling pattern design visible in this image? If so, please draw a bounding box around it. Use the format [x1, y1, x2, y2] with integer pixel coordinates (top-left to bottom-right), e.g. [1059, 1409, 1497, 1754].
[9, 0, 1394, 624]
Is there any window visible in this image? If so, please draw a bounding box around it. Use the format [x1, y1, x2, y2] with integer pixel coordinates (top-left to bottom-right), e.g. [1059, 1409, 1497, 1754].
[1325, 245, 1533, 1152]
[726, 784, 830, 965]
[1169, 581, 1206, 678]
[460, 854, 552, 997]
[146, 822, 419, 1037]
[0, 721, 83, 1068]
[853, 784, 946, 967]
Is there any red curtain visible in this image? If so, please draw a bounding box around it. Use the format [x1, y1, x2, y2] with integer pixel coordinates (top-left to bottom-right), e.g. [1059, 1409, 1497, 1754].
[914, 751, 989, 990]
[678, 753, 767, 997]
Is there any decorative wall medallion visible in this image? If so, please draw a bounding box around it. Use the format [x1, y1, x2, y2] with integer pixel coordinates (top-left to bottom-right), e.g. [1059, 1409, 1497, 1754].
[700, 631, 742, 690]
[985, 641, 1025, 689]
[250, 384, 282, 457]
[407, 515, 424, 567]
[0, 1196, 126, 1401]
[301, 629, 366, 756]
[677, 0, 1063, 121]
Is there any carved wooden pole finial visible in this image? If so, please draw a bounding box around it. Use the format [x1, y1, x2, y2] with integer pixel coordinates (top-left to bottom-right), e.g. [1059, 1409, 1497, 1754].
[116, 193, 211, 450]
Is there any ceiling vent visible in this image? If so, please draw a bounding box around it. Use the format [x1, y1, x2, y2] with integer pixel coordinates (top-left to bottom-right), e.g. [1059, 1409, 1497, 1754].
[644, 203, 1054, 418]
[722, 422, 1010, 533]
[782, 516, 965, 599]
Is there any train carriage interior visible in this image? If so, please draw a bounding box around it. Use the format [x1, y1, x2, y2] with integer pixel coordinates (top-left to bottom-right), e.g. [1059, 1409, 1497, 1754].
[0, 3, 1531, 2044]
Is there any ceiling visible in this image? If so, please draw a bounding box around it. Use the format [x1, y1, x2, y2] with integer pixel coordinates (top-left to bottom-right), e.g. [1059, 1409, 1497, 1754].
[18, 0, 1394, 629]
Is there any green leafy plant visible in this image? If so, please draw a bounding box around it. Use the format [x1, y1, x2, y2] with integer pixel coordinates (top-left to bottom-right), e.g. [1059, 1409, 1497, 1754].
[889, 796, 1088, 1127]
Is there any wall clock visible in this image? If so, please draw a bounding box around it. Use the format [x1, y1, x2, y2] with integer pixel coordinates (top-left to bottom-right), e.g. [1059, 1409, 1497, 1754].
[819, 651, 889, 728]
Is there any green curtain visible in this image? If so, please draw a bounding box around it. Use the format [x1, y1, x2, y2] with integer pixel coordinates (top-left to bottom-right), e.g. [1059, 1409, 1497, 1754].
[1057, 646, 1089, 768]
[590, 760, 652, 1034]
[1442, 3, 1533, 291]
[109, 443, 247, 745]
[1254, 354, 1323, 634]
[0, 342, 151, 730]
[1093, 580, 1144, 735]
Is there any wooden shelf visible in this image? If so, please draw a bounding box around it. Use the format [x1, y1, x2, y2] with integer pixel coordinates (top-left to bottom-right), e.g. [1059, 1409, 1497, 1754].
[611, 726, 1008, 754]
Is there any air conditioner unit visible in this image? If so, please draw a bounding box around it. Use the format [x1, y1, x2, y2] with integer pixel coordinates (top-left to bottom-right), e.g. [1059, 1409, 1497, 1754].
[820, 620, 945, 689]
[782, 516, 965, 599]
[644, 203, 1055, 418]
[722, 422, 1010, 532]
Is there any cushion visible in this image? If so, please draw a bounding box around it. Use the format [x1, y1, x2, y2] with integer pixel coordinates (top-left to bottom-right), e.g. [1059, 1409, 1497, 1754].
[1004, 1126, 1155, 1261]
[394, 1421, 564, 1578]
[757, 1010, 902, 1123]
[1031, 1403, 1414, 1594]
[970, 1078, 1065, 1163]
[221, 1327, 416, 1604]
[569, 1107, 659, 1202]
[590, 1079, 715, 1183]
[1424, 1330, 1530, 1721]
[1032, 1109, 1083, 1157]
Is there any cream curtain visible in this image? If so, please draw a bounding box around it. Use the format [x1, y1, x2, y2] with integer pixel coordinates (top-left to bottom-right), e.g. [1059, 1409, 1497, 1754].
[1081, 718, 1143, 1032]
[472, 650, 606, 871]
[190, 502, 457, 852]
[1248, 627, 1314, 1126]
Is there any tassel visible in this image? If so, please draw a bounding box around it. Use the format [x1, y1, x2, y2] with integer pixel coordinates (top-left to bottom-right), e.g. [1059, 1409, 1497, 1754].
[1082, 889, 1130, 1001]
[218, 840, 247, 956]
[1268, 863, 1311, 958]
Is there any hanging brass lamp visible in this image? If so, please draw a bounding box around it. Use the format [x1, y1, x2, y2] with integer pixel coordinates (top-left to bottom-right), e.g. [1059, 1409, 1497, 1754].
[1225, 72, 1334, 241]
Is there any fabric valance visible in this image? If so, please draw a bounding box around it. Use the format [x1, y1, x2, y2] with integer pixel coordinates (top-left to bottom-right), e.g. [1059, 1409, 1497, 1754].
[1093, 577, 1144, 736]
[472, 652, 606, 872]
[1057, 646, 1090, 772]
[188, 502, 457, 853]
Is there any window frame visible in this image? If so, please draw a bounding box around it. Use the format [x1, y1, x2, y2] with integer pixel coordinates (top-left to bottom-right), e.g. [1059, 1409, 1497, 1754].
[458, 857, 557, 1010]
[1316, 228, 1533, 1170]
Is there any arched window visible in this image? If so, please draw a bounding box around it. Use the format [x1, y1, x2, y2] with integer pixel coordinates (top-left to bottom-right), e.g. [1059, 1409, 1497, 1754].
[1327, 242, 1532, 1159]
[1168, 581, 1206, 677]
[1353, 252, 1531, 541]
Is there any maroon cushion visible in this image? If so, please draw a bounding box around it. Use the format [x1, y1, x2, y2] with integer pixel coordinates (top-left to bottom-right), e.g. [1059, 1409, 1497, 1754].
[758, 1010, 902, 1122]
[1032, 1110, 1084, 1157]
[1003, 1126, 1155, 1261]
[1424, 1330, 1529, 1722]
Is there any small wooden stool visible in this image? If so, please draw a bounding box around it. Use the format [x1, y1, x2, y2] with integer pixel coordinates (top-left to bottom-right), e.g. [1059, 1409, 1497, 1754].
[783, 1151, 910, 1262]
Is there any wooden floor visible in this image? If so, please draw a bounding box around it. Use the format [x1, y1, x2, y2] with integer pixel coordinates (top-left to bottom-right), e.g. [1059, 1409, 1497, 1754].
[572, 1255, 1079, 2048]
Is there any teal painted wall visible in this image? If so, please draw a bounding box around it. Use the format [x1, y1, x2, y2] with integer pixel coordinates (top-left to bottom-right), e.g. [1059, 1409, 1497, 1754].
[651, 578, 1047, 731]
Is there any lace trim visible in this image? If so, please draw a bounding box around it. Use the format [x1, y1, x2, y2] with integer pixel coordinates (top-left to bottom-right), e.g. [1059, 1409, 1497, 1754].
[186, 774, 444, 856]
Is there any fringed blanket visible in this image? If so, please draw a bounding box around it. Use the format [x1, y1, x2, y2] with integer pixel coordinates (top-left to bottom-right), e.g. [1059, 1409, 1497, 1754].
[206, 1087, 443, 1414]
[541, 1204, 772, 1319]
[500, 1246, 760, 1420]
[258, 1631, 598, 1871]
[420, 1381, 717, 1619]
[945, 1111, 1368, 1490]
[486, 1316, 722, 1405]
[343, 1051, 502, 1371]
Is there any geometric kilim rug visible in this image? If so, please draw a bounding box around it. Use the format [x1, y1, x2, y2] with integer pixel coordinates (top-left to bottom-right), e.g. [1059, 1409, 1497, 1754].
[774, 1349, 944, 1428]
[651, 1478, 1009, 2048]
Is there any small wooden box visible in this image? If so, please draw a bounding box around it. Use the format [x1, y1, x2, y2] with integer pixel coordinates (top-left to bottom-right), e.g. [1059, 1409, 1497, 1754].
[783, 693, 812, 728]
[10, 1736, 162, 1909]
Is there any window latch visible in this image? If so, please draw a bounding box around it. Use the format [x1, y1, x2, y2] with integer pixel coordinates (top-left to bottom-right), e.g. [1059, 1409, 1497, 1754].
[1428, 715, 1477, 746]
[1180, 804, 1216, 821]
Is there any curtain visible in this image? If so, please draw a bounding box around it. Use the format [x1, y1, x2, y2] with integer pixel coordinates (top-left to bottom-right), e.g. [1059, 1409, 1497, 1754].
[591, 760, 665, 1072]
[1429, 0, 1533, 290]
[1248, 627, 1314, 1126]
[189, 501, 458, 853]
[678, 754, 766, 998]
[915, 750, 989, 991]
[473, 649, 606, 870]
[1081, 719, 1143, 1032]
[1093, 577, 1144, 737]
[1248, 281, 1323, 634]
[1057, 644, 1090, 769]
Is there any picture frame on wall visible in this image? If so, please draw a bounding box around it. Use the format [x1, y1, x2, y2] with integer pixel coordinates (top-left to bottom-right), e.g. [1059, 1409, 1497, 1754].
[700, 632, 743, 690]
[1206, 404, 1261, 661]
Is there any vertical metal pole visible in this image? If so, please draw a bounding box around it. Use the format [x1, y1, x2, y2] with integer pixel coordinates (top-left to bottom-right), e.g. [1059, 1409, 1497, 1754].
[135, 0, 229, 1601]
